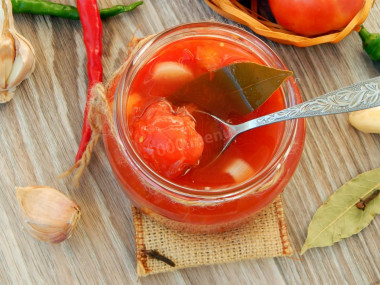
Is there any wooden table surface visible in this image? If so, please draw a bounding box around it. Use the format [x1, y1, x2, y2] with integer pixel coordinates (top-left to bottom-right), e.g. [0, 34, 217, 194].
[1, 1, 379, 284]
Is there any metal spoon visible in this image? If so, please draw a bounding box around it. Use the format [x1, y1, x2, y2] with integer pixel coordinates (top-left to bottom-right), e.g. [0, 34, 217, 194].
[198, 76, 380, 163]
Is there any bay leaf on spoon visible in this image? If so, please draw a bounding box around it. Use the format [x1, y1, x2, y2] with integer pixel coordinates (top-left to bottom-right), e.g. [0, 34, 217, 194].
[169, 62, 293, 119]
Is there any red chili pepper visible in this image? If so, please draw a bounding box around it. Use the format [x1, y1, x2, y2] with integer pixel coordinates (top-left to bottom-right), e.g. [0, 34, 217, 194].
[75, 0, 103, 162]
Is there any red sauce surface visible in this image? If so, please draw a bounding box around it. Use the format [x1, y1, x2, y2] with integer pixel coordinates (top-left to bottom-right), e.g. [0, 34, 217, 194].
[127, 38, 286, 188]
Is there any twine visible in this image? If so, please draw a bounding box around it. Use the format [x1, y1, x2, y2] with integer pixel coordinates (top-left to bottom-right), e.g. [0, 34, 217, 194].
[204, 0, 374, 47]
[60, 35, 155, 185]
[59, 83, 108, 185]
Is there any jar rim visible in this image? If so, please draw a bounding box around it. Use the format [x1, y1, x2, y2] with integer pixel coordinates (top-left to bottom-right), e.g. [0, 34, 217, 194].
[113, 22, 303, 200]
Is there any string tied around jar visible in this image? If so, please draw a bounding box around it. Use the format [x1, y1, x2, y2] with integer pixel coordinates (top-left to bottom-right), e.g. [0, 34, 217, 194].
[59, 35, 155, 186]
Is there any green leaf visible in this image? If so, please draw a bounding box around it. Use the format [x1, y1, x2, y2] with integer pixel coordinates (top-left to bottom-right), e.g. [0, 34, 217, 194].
[169, 62, 292, 119]
[301, 168, 380, 254]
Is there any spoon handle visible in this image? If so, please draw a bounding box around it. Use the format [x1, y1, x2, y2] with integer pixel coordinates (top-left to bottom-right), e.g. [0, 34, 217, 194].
[236, 76, 380, 132]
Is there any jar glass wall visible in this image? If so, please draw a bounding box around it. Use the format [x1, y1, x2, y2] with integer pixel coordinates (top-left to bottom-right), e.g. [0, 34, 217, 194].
[103, 22, 306, 233]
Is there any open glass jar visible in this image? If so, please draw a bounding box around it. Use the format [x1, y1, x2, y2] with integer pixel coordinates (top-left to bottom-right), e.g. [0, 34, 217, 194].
[103, 22, 306, 233]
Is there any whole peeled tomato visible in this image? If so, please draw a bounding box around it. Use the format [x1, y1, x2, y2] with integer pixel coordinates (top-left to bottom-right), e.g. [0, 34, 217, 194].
[268, 0, 365, 36]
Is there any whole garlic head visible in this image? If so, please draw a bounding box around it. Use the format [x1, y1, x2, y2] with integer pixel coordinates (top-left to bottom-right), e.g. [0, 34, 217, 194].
[0, 0, 35, 103]
[16, 186, 81, 243]
[349, 106, 380, 134]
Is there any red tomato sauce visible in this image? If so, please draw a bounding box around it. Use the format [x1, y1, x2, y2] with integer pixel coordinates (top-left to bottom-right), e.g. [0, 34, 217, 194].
[103, 36, 304, 229]
[126, 38, 286, 188]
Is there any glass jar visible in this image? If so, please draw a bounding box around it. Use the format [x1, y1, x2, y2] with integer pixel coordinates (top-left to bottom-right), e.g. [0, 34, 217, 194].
[103, 22, 306, 233]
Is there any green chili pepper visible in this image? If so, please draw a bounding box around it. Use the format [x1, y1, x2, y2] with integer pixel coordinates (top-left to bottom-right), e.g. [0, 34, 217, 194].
[359, 25, 380, 61]
[11, 0, 143, 20]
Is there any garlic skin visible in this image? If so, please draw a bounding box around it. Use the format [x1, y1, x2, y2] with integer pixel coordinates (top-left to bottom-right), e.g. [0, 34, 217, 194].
[16, 186, 81, 243]
[0, 0, 36, 103]
[349, 107, 380, 134]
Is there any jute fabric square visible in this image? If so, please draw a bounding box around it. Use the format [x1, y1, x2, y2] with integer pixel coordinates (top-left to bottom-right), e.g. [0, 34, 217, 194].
[132, 195, 292, 276]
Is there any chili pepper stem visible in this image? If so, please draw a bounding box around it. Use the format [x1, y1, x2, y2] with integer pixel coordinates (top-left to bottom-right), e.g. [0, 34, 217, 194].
[358, 26, 371, 46]
[357, 25, 380, 61]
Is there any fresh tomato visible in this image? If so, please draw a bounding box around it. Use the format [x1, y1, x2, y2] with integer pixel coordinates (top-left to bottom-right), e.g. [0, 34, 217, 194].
[268, 0, 364, 36]
[131, 100, 204, 179]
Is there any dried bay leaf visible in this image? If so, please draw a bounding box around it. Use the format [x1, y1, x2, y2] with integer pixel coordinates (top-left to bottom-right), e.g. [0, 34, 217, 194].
[169, 62, 292, 120]
[301, 168, 380, 254]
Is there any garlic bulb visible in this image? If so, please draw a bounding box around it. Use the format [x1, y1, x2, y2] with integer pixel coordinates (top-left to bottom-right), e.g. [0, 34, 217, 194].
[0, 0, 35, 103]
[16, 186, 81, 243]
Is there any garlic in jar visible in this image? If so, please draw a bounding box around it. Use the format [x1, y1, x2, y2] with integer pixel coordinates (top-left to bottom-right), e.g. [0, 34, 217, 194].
[16, 186, 81, 243]
[349, 107, 380, 133]
[0, 0, 35, 103]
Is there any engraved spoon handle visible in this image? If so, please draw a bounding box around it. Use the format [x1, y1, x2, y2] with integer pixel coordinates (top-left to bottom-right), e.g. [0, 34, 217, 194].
[234, 76, 380, 133]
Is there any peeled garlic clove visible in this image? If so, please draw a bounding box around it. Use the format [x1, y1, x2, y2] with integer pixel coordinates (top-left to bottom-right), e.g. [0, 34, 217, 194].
[16, 186, 81, 243]
[152, 61, 194, 84]
[151, 61, 194, 96]
[127, 92, 143, 120]
[349, 107, 380, 134]
[224, 158, 255, 183]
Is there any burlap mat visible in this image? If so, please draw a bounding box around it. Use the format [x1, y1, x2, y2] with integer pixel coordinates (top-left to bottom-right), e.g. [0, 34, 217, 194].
[132, 195, 292, 276]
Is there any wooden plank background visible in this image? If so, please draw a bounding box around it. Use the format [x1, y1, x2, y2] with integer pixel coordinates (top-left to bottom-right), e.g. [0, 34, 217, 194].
[0, 0, 379, 284]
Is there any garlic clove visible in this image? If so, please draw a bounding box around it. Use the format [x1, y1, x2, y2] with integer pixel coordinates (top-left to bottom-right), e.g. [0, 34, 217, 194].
[0, 0, 36, 103]
[224, 158, 255, 183]
[6, 32, 35, 87]
[127, 92, 142, 118]
[349, 106, 380, 134]
[16, 186, 81, 243]
[0, 33, 15, 89]
[26, 223, 73, 244]
[151, 61, 194, 96]
[152, 61, 194, 84]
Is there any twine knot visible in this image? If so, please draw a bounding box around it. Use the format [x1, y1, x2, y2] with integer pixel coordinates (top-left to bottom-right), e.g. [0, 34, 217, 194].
[59, 82, 108, 186]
